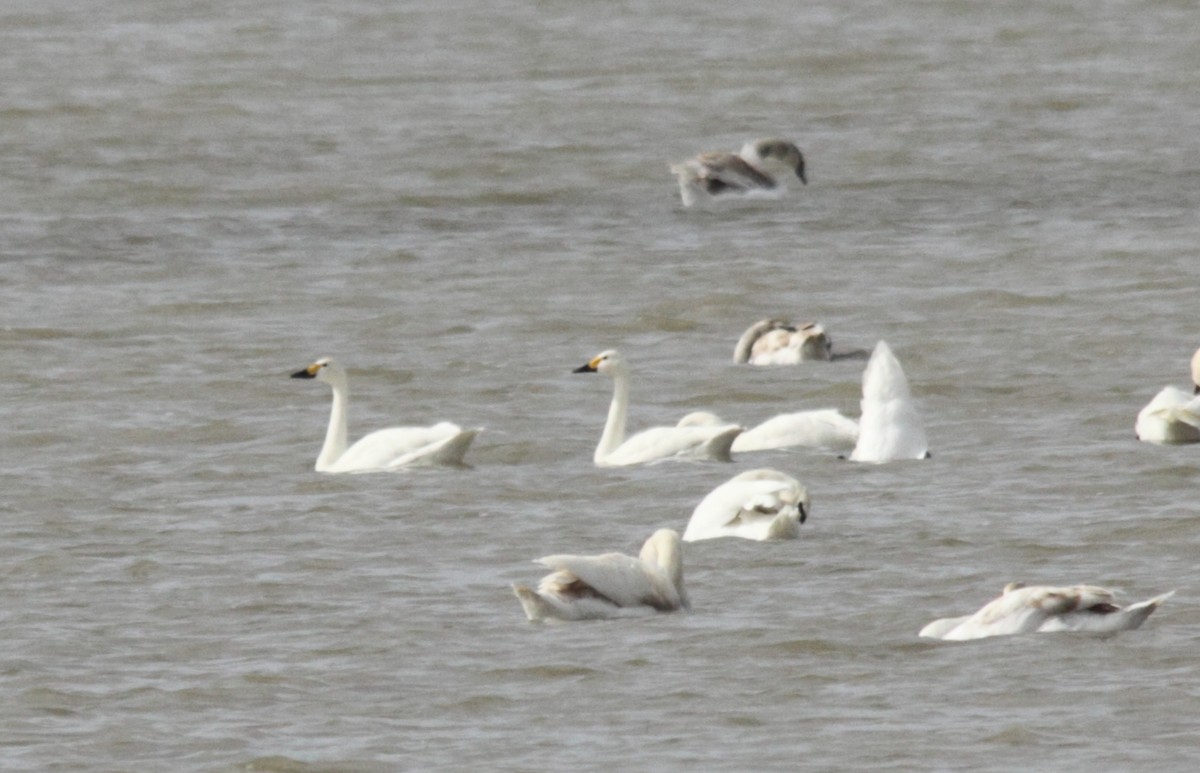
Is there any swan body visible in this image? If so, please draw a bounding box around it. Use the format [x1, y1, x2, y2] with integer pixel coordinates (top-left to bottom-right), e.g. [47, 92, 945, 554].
[849, 340, 929, 462]
[683, 469, 809, 542]
[290, 357, 479, 472]
[678, 410, 858, 453]
[513, 529, 689, 622]
[670, 139, 806, 207]
[920, 582, 1175, 641]
[734, 319, 832, 364]
[573, 350, 743, 466]
[1135, 348, 1200, 444]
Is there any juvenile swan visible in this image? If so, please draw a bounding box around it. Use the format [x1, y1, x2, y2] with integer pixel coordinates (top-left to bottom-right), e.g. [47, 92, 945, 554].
[573, 350, 743, 466]
[919, 583, 1174, 641]
[683, 469, 809, 542]
[290, 357, 478, 472]
[677, 410, 858, 453]
[1135, 347, 1200, 444]
[671, 139, 807, 207]
[734, 319, 832, 365]
[848, 341, 929, 462]
[513, 529, 689, 622]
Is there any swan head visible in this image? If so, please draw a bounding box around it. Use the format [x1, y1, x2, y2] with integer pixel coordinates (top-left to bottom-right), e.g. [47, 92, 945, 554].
[573, 349, 627, 378]
[290, 357, 346, 387]
[749, 139, 806, 184]
[796, 322, 832, 360]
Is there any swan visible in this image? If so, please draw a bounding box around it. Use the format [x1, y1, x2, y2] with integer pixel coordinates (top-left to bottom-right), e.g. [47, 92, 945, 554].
[290, 357, 479, 472]
[513, 528, 689, 622]
[734, 319, 832, 365]
[670, 139, 806, 207]
[919, 582, 1175, 641]
[683, 469, 809, 542]
[1135, 347, 1200, 444]
[573, 350, 743, 466]
[677, 410, 858, 453]
[848, 341, 929, 462]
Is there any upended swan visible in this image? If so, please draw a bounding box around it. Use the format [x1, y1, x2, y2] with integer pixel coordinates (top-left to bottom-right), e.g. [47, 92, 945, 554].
[677, 410, 858, 453]
[683, 469, 809, 542]
[513, 528, 689, 622]
[734, 319, 832, 365]
[670, 139, 807, 207]
[919, 582, 1174, 641]
[290, 357, 479, 472]
[848, 340, 929, 462]
[1135, 347, 1200, 444]
[573, 350, 743, 466]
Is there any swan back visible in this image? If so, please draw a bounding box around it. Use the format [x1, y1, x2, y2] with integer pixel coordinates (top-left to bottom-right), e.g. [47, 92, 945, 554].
[734, 319, 831, 364]
[849, 341, 929, 462]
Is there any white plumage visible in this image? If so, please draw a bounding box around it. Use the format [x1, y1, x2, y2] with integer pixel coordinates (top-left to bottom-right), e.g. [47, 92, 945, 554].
[683, 469, 809, 542]
[849, 341, 929, 462]
[677, 410, 858, 453]
[1135, 348, 1200, 444]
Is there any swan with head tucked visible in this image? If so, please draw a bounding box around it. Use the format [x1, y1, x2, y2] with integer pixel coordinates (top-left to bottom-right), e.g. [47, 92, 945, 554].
[849, 341, 929, 462]
[734, 319, 832, 365]
[290, 357, 479, 472]
[573, 350, 743, 466]
[1135, 347, 1200, 444]
[670, 139, 807, 207]
[919, 582, 1174, 641]
[513, 528, 689, 622]
[683, 469, 809, 542]
[677, 410, 858, 453]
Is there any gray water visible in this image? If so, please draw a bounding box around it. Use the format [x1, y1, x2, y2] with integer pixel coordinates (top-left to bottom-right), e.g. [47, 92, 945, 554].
[3, 1, 1199, 770]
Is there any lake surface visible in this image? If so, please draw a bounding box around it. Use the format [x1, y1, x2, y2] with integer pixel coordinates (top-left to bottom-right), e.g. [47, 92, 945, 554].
[2, 1, 1198, 770]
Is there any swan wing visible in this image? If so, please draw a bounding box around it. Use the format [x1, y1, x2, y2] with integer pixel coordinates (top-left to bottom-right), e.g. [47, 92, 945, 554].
[534, 553, 680, 610]
[604, 425, 742, 466]
[684, 474, 803, 541]
[1136, 387, 1200, 442]
[733, 409, 859, 452]
[1037, 590, 1174, 633]
[690, 152, 776, 190]
[331, 422, 468, 472]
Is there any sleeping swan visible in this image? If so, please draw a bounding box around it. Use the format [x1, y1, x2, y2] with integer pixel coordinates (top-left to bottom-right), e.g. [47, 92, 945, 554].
[734, 319, 832, 364]
[290, 357, 479, 472]
[670, 139, 806, 207]
[573, 350, 743, 466]
[677, 410, 858, 453]
[1135, 346, 1200, 444]
[513, 528, 689, 622]
[848, 341, 929, 462]
[919, 582, 1174, 641]
[683, 469, 809, 542]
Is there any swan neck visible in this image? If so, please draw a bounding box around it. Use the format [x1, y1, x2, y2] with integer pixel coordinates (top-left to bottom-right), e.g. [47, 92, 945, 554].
[596, 369, 630, 463]
[317, 381, 350, 471]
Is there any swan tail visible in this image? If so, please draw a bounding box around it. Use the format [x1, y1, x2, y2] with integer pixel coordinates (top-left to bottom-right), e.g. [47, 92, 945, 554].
[513, 584, 552, 622]
[1123, 590, 1175, 627]
[705, 426, 744, 462]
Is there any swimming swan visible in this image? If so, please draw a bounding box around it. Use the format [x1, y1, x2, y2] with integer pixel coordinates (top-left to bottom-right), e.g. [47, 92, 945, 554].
[734, 319, 832, 365]
[290, 357, 479, 472]
[677, 410, 858, 453]
[919, 582, 1175, 641]
[683, 469, 809, 542]
[670, 139, 806, 207]
[573, 350, 743, 466]
[1135, 347, 1200, 444]
[848, 341, 929, 462]
[513, 528, 689, 622]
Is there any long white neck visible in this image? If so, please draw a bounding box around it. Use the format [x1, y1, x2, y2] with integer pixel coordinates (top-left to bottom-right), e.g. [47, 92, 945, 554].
[316, 380, 350, 471]
[595, 368, 630, 464]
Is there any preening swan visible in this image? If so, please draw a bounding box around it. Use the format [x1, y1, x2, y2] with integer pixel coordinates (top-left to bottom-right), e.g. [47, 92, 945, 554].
[513, 528, 689, 622]
[683, 469, 809, 542]
[1135, 348, 1200, 444]
[677, 410, 858, 453]
[670, 139, 806, 207]
[848, 341, 929, 462]
[919, 582, 1175, 641]
[734, 319, 832, 365]
[290, 357, 479, 472]
[573, 350, 743, 466]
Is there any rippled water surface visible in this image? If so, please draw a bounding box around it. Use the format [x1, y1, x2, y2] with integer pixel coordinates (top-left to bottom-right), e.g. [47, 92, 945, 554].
[2, 1, 1199, 771]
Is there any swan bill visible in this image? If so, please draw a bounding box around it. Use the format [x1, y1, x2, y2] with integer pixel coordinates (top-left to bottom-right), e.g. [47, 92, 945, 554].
[573, 362, 598, 373]
[290, 367, 318, 379]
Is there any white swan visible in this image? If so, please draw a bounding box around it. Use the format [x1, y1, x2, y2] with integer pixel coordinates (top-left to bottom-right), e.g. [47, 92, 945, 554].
[290, 357, 479, 472]
[677, 410, 858, 453]
[670, 139, 806, 207]
[1135, 347, 1200, 444]
[734, 319, 832, 365]
[848, 340, 929, 462]
[573, 350, 743, 466]
[513, 529, 689, 622]
[919, 582, 1175, 641]
[683, 469, 809, 542]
